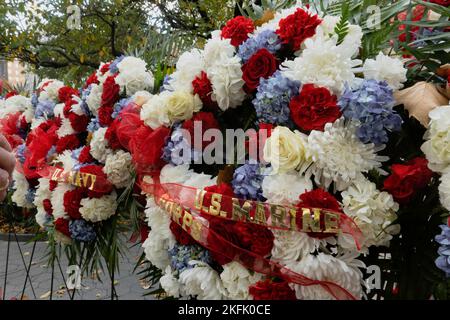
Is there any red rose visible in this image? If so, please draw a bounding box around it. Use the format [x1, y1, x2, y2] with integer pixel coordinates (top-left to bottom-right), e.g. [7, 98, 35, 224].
[249, 280, 296, 300]
[43, 199, 53, 215]
[182, 112, 220, 150]
[105, 118, 122, 150]
[221, 16, 255, 47]
[78, 146, 94, 164]
[55, 134, 80, 154]
[58, 86, 79, 104]
[98, 106, 114, 126]
[63, 189, 85, 220]
[297, 189, 342, 239]
[85, 72, 99, 88]
[192, 71, 217, 110]
[383, 157, 433, 204]
[289, 84, 341, 131]
[5, 91, 18, 99]
[129, 126, 170, 172]
[54, 218, 71, 238]
[276, 8, 321, 51]
[101, 75, 120, 107]
[242, 48, 277, 92]
[68, 113, 89, 132]
[170, 221, 197, 246]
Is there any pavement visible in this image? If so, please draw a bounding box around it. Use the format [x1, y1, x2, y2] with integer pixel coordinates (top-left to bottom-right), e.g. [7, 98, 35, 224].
[0, 235, 157, 300]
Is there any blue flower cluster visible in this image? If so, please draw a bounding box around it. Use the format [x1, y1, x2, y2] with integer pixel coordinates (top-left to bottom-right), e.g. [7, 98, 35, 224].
[435, 224, 450, 277]
[253, 71, 300, 126]
[109, 55, 125, 74]
[87, 118, 100, 133]
[162, 128, 200, 165]
[168, 244, 212, 273]
[112, 97, 131, 119]
[16, 144, 27, 164]
[238, 30, 281, 63]
[31, 93, 38, 109]
[25, 188, 35, 204]
[338, 80, 402, 145]
[80, 87, 92, 116]
[35, 100, 56, 119]
[69, 220, 97, 242]
[232, 161, 265, 201]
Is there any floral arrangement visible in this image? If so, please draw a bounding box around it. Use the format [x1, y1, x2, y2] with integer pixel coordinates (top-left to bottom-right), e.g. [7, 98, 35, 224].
[132, 3, 418, 300]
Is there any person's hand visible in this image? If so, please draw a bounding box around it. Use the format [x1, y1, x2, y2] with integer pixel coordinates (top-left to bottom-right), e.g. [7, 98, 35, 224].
[0, 134, 16, 201]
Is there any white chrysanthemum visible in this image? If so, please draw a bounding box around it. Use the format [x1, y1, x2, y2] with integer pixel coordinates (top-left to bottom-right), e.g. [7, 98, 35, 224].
[57, 117, 76, 138]
[281, 35, 362, 95]
[287, 253, 364, 300]
[220, 261, 263, 300]
[362, 53, 407, 90]
[79, 192, 118, 223]
[54, 150, 76, 171]
[203, 32, 236, 69]
[160, 164, 192, 185]
[160, 266, 181, 298]
[261, 172, 313, 205]
[179, 262, 225, 300]
[0, 95, 32, 118]
[115, 57, 154, 95]
[51, 184, 74, 220]
[271, 230, 333, 266]
[166, 49, 205, 92]
[89, 127, 113, 163]
[39, 80, 64, 102]
[421, 106, 450, 172]
[140, 91, 171, 129]
[86, 83, 103, 116]
[183, 172, 216, 190]
[142, 230, 173, 270]
[308, 119, 388, 191]
[263, 126, 312, 174]
[11, 170, 33, 209]
[340, 178, 400, 251]
[103, 150, 134, 188]
[439, 171, 450, 211]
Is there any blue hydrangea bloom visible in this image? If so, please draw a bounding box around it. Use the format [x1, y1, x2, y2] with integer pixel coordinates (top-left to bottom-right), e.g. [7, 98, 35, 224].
[109, 55, 125, 74]
[69, 220, 97, 242]
[435, 224, 450, 277]
[162, 128, 200, 165]
[87, 118, 100, 133]
[112, 97, 132, 119]
[25, 188, 35, 204]
[232, 161, 265, 201]
[46, 145, 56, 163]
[80, 87, 92, 116]
[338, 80, 402, 145]
[169, 244, 212, 273]
[35, 100, 56, 119]
[238, 30, 282, 63]
[16, 144, 27, 164]
[31, 93, 38, 109]
[161, 75, 173, 92]
[253, 71, 300, 126]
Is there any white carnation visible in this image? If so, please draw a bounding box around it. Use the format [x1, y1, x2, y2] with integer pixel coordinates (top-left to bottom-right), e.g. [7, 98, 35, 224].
[51, 184, 74, 220]
[11, 171, 33, 209]
[86, 83, 103, 116]
[90, 127, 113, 163]
[363, 53, 407, 90]
[54, 150, 76, 171]
[166, 49, 205, 92]
[40, 80, 64, 102]
[57, 117, 76, 138]
[79, 192, 118, 222]
[160, 164, 192, 185]
[439, 171, 450, 211]
[0, 95, 32, 118]
[140, 92, 170, 129]
[103, 150, 134, 188]
[116, 57, 154, 95]
[179, 262, 225, 300]
[261, 172, 313, 205]
[203, 34, 236, 69]
[220, 261, 263, 300]
[160, 266, 181, 298]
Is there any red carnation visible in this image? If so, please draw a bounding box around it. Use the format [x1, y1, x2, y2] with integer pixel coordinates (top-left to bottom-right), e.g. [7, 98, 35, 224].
[43, 199, 53, 215]
[100, 63, 111, 74]
[78, 146, 94, 164]
[54, 218, 71, 238]
[289, 84, 341, 131]
[101, 75, 120, 107]
[242, 48, 277, 93]
[5, 91, 18, 99]
[206, 217, 241, 265]
[249, 280, 297, 300]
[105, 119, 122, 150]
[383, 157, 433, 204]
[85, 72, 99, 88]
[170, 221, 197, 246]
[98, 106, 114, 126]
[55, 134, 80, 154]
[68, 112, 89, 132]
[49, 180, 58, 191]
[192, 71, 217, 110]
[234, 221, 274, 257]
[276, 8, 321, 51]
[221, 16, 255, 47]
[397, 5, 425, 43]
[182, 112, 220, 150]
[63, 189, 85, 220]
[58, 86, 79, 104]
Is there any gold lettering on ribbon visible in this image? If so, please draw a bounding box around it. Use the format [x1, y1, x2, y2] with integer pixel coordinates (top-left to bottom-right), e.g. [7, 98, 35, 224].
[194, 190, 206, 210]
[289, 208, 297, 230]
[51, 168, 63, 181]
[88, 174, 97, 190]
[302, 208, 322, 232]
[232, 198, 252, 221]
[182, 211, 193, 229]
[324, 211, 340, 233]
[190, 220, 202, 241]
[254, 203, 267, 225]
[270, 204, 287, 227]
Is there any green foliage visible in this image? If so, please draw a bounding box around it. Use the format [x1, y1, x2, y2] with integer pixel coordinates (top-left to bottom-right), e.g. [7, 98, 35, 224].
[334, 1, 350, 45]
[238, 0, 296, 20]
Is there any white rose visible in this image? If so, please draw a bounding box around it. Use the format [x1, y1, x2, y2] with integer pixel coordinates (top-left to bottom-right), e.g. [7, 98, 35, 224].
[166, 91, 202, 123]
